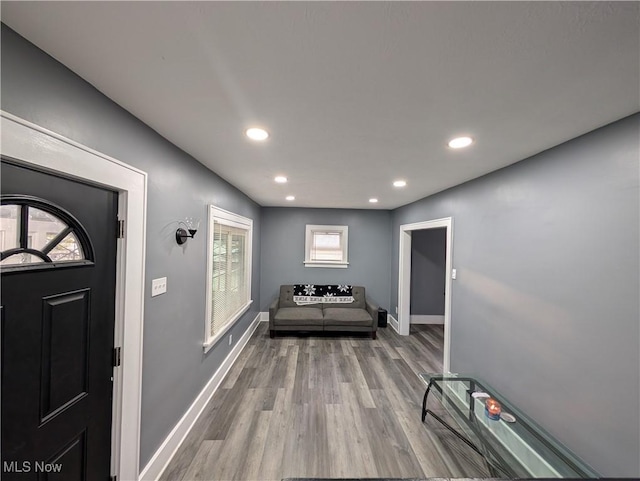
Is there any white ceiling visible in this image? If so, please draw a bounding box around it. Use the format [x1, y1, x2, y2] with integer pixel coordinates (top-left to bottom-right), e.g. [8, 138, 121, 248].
[3, 2, 638, 209]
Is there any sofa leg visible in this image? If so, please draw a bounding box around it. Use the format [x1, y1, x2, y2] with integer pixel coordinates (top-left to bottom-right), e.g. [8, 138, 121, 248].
[270, 330, 275, 339]
[371, 331, 377, 340]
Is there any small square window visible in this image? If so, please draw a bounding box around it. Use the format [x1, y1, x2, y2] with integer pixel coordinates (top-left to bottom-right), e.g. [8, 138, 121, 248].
[304, 224, 348, 268]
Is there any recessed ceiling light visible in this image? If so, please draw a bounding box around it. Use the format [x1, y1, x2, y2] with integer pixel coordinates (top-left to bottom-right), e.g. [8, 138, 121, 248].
[274, 176, 288, 183]
[448, 136, 473, 149]
[369, 198, 378, 203]
[286, 195, 295, 201]
[246, 127, 269, 141]
[393, 180, 407, 188]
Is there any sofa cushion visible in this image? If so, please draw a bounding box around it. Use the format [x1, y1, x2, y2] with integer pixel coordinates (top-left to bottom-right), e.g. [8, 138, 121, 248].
[323, 307, 373, 327]
[273, 307, 324, 326]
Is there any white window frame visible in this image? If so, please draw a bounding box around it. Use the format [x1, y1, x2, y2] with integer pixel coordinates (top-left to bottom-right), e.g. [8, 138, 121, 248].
[204, 205, 253, 353]
[304, 224, 349, 268]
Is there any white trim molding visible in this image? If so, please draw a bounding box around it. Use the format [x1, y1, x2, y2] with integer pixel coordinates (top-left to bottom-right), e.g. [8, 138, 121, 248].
[140, 313, 262, 481]
[388, 314, 399, 333]
[410, 315, 445, 325]
[1, 111, 147, 481]
[303, 261, 349, 269]
[398, 217, 453, 373]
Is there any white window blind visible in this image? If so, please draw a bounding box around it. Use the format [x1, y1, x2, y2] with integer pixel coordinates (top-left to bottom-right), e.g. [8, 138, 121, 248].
[311, 231, 343, 261]
[205, 206, 252, 351]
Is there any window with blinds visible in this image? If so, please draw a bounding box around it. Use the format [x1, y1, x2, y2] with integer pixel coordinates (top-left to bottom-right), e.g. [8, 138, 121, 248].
[311, 231, 343, 261]
[204, 206, 252, 351]
[304, 224, 349, 268]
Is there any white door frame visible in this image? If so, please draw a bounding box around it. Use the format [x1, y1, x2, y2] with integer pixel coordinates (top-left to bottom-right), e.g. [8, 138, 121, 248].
[1, 111, 147, 481]
[398, 217, 453, 373]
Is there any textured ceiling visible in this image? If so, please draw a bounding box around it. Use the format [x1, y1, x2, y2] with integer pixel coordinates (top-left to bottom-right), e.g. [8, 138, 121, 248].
[2, 1, 639, 209]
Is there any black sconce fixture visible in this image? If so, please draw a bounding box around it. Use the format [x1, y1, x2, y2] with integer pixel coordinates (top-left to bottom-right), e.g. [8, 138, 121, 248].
[176, 217, 200, 245]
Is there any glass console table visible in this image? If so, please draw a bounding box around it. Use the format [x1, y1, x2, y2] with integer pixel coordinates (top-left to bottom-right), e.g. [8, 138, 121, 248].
[419, 373, 599, 478]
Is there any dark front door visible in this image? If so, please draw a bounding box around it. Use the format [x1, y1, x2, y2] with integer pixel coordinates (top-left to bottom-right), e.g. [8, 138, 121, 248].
[1, 160, 118, 480]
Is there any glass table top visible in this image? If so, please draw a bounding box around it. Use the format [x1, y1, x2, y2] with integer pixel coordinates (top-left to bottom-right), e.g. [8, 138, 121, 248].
[419, 373, 599, 478]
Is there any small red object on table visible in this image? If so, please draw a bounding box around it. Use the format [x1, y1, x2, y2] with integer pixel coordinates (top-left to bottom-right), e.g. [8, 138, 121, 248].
[485, 397, 502, 420]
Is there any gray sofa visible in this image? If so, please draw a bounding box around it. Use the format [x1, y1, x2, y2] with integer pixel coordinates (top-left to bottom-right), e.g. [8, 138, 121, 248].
[269, 285, 379, 339]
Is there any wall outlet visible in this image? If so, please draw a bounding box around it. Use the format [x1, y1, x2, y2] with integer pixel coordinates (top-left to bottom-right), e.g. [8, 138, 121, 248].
[151, 277, 167, 297]
[229, 334, 233, 346]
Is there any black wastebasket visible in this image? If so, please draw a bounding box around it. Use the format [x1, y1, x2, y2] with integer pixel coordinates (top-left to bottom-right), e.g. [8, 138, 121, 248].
[378, 308, 388, 328]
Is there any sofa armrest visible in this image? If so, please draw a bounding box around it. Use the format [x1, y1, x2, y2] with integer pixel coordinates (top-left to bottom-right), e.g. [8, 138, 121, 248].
[269, 297, 280, 329]
[365, 299, 379, 331]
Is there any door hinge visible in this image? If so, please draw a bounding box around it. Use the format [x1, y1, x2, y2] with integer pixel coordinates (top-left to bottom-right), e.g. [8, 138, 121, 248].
[117, 219, 125, 239]
[110, 476, 117, 481]
[112, 347, 121, 367]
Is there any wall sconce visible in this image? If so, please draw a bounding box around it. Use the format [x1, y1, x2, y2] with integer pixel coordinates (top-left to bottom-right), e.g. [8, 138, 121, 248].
[176, 217, 200, 245]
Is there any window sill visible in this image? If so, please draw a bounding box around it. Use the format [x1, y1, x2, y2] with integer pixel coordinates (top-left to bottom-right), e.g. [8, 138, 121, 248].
[304, 261, 349, 269]
[203, 300, 253, 354]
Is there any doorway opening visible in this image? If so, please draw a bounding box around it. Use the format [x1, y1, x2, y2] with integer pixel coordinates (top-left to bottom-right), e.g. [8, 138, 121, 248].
[398, 217, 453, 373]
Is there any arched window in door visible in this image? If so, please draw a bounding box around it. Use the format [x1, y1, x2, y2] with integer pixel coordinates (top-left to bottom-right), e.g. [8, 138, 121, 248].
[0, 195, 94, 271]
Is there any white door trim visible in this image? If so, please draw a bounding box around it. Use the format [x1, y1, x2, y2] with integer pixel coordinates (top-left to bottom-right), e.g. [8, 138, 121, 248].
[1, 111, 147, 481]
[398, 217, 453, 373]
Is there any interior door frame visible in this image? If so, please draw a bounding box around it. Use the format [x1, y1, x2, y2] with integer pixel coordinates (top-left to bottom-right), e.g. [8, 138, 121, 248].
[1, 111, 147, 481]
[398, 217, 453, 373]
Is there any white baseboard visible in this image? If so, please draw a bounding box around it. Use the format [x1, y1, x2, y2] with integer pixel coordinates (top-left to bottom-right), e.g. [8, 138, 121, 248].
[139, 313, 261, 481]
[410, 314, 445, 325]
[388, 314, 399, 333]
[260, 311, 269, 322]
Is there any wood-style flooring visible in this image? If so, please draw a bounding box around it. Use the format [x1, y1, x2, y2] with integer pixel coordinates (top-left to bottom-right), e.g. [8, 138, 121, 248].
[160, 323, 490, 481]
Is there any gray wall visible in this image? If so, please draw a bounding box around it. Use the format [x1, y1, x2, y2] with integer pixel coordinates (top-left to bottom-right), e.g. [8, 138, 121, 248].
[410, 228, 446, 316]
[1, 25, 262, 469]
[260, 207, 391, 311]
[391, 114, 640, 477]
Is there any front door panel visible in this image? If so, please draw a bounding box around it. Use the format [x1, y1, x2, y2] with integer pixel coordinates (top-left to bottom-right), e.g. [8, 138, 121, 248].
[1, 160, 118, 480]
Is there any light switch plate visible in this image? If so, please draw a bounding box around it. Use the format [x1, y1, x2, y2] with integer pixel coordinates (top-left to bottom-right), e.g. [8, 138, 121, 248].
[451, 269, 457, 280]
[152, 277, 167, 297]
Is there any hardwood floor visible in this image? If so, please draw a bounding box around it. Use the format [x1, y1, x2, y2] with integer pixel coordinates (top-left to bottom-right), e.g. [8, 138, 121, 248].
[160, 323, 490, 481]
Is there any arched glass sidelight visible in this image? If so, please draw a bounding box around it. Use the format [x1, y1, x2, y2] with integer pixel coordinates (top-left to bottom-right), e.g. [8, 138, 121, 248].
[0, 195, 94, 271]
